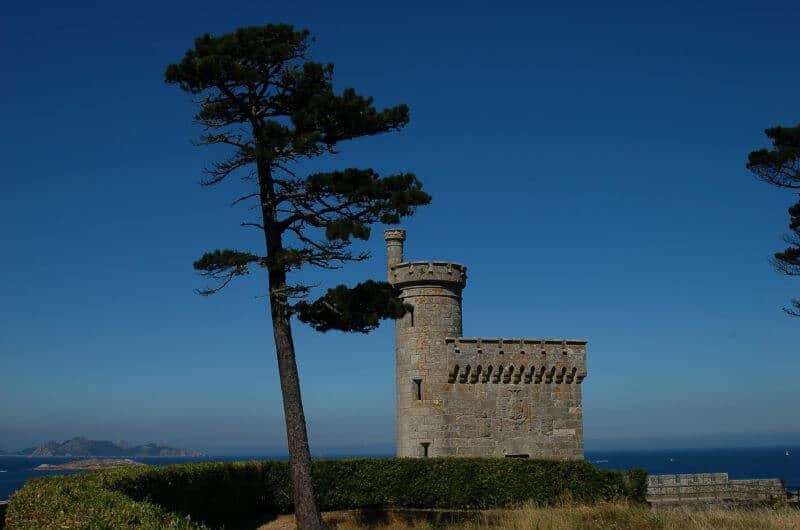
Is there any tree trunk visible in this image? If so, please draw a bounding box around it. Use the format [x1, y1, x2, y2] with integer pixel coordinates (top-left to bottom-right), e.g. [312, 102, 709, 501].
[258, 157, 324, 528]
[268, 296, 324, 530]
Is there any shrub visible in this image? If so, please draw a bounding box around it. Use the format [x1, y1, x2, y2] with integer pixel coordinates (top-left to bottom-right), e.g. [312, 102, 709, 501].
[5, 458, 646, 529]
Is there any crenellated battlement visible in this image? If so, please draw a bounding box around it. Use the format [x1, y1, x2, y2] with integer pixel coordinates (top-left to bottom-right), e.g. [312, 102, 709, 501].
[389, 261, 467, 288]
[446, 337, 588, 351]
[445, 337, 587, 385]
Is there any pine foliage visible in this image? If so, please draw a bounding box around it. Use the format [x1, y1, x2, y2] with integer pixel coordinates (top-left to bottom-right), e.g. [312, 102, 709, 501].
[747, 124, 800, 316]
[165, 23, 431, 327]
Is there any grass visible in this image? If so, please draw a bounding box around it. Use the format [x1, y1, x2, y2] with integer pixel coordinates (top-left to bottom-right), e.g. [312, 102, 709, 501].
[258, 502, 800, 530]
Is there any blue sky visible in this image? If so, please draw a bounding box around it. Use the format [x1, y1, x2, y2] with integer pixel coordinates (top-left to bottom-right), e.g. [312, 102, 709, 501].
[1, 0, 798, 455]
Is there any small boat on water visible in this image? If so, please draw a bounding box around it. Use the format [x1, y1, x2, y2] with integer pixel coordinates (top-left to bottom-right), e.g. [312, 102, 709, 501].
[786, 450, 791, 456]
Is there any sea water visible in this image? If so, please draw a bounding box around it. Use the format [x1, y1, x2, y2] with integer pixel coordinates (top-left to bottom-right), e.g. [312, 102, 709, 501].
[587, 446, 800, 490]
[1, 447, 798, 501]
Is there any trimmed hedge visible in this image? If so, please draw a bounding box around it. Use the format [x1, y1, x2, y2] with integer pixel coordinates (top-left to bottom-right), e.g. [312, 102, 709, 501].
[6, 458, 646, 529]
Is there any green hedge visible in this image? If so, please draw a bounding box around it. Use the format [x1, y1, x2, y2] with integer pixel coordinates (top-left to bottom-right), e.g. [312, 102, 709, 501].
[5, 458, 646, 529]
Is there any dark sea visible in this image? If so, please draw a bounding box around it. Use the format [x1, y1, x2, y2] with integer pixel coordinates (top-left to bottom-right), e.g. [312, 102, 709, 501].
[1, 447, 798, 501]
[587, 446, 800, 490]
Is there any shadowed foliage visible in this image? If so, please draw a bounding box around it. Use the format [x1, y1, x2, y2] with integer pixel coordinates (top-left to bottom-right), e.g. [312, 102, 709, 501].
[747, 124, 800, 316]
[294, 281, 411, 333]
[747, 125, 800, 189]
[5, 459, 647, 529]
[165, 23, 430, 528]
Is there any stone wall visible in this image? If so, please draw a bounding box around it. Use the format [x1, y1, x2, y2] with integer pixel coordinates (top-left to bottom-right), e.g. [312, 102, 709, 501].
[395, 282, 464, 457]
[647, 473, 786, 505]
[436, 337, 586, 458]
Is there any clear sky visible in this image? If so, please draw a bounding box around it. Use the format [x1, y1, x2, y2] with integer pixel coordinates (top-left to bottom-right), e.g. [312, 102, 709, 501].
[1, 0, 798, 456]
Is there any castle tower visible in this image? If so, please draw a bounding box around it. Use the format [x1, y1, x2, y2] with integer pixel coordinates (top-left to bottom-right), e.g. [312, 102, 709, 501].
[385, 229, 467, 457]
[387, 229, 586, 459]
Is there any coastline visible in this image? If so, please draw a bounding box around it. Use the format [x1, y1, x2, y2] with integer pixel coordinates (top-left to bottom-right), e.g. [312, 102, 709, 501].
[34, 458, 146, 471]
[0, 454, 205, 459]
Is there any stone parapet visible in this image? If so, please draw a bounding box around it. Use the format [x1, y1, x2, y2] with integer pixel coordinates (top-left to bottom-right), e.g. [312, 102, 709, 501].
[446, 337, 588, 353]
[389, 261, 467, 289]
[445, 337, 587, 384]
[384, 229, 407, 242]
[729, 479, 787, 501]
[647, 473, 786, 505]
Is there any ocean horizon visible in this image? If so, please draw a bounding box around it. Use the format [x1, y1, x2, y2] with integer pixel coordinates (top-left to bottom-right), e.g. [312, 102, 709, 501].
[1, 445, 798, 502]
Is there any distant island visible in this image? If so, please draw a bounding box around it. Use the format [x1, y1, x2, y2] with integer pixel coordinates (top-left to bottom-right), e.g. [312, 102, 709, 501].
[35, 458, 147, 471]
[0, 437, 205, 457]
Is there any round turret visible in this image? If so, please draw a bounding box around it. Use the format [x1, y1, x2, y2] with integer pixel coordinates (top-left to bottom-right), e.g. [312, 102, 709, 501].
[384, 229, 406, 280]
[385, 230, 467, 457]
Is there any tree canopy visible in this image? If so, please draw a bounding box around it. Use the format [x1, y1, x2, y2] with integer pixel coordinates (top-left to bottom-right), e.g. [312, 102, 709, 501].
[165, 24, 430, 328]
[747, 125, 800, 189]
[747, 124, 800, 316]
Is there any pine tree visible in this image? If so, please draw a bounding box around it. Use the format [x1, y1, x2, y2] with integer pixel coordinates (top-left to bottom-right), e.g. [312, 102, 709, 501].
[165, 24, 430, 528]
[747, 124, 800, 316]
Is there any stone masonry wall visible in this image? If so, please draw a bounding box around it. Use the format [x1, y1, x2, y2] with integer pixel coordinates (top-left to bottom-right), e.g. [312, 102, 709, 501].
[647, 474, 786, 505]
[395, 282, 463, 457]
[437, 338, 586, 458]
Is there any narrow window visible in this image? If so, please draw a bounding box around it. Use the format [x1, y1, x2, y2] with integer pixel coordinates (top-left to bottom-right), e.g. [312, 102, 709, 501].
[421, 442, 430, 457]
[505, 454, 529, 458]
[404, 305, 414, 327]
[413, 379, 422, 400]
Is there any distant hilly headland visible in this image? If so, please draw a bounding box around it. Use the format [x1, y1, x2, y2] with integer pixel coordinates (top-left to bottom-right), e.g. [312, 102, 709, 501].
[0, 437, 205, 457]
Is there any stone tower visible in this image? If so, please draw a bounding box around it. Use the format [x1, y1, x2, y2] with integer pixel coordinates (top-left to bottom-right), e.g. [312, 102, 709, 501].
[385, 229, 467, 457]
[386, 229, 587, 459]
